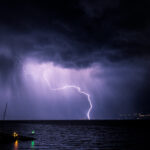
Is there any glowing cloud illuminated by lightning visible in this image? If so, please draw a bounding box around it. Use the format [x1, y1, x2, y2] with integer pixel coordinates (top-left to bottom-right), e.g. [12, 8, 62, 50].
[22, 58, 95, 120]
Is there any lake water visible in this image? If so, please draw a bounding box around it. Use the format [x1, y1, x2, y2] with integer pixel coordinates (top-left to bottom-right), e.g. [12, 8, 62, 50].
[0, 120, 149, 150]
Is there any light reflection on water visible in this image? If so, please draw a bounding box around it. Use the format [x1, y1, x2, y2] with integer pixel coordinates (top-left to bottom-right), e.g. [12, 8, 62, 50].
[0, 121, 148, 150]
[13, 140, 35, 150]
[31, 141, 35, 148]
[14, 140, 18, 150]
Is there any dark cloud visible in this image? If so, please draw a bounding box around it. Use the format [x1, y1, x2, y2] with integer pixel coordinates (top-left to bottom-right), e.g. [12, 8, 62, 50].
[0, 0, 150, 69]
[0, 0, 150, 118]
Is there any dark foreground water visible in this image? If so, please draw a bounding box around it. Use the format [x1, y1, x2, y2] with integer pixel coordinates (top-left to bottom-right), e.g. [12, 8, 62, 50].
[0, 120, 150, 150]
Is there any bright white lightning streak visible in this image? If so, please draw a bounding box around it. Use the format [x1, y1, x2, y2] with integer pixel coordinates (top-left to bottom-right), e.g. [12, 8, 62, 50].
[52, 86, 92, 120]
[43, 74, 92, 120]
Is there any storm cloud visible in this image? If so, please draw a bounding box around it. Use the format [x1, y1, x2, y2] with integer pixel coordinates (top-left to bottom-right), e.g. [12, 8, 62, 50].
[0, 0, 150, 67]
[0, 0, 150, 119]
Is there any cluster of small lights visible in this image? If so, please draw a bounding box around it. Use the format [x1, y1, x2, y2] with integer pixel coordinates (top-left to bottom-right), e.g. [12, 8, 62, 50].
[13, 132, 18, 138]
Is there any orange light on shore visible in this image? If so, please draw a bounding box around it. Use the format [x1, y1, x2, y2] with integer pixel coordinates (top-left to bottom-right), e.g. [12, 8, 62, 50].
[13, 132, 18, 138]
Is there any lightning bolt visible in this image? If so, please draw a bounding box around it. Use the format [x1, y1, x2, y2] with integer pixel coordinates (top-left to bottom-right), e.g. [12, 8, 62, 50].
[51, 85, 92, 120]
[43, 74, 92, 120]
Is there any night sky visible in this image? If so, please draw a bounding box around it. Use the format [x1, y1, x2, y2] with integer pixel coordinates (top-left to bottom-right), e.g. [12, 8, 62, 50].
[0, 0, 150, 120]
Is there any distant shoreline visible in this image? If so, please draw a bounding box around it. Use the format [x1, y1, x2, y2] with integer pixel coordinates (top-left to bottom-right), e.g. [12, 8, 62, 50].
[0, 120, 150, 127]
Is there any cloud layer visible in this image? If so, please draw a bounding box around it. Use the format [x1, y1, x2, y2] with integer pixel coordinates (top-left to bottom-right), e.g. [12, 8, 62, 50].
[0, 0, 150, 119]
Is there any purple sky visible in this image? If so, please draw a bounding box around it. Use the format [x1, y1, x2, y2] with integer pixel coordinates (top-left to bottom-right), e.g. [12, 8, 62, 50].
[0, 0, 150, 119]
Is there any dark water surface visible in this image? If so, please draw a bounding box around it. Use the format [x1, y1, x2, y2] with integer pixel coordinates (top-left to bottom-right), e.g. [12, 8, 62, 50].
[0, 120, 149, 150]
